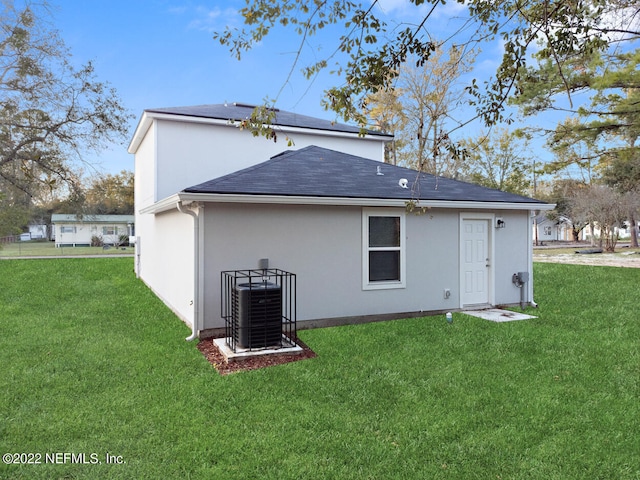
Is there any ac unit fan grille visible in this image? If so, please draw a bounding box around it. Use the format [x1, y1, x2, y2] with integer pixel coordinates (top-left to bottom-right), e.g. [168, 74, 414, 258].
[232, 282, 282, 349]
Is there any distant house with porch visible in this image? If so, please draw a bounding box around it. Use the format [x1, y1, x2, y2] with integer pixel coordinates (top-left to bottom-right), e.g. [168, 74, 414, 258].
[51, 214, 135, 247]
[533, 213, 573, 242]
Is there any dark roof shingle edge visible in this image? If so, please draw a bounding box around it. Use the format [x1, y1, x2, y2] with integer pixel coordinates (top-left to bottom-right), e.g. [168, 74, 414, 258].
[184, 146, 549, 205]
[145, 103, 391, 138]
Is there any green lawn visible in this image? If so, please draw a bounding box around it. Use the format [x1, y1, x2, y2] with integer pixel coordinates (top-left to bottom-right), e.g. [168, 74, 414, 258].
[0, 258, 638, 479]
[0, 241, 134, 257]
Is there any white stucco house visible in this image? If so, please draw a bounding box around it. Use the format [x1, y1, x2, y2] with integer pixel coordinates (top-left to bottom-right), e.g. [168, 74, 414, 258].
[533, 213, 573, 242]
[129, 103, 553, 340]
[51, 214, 135, 247]
[581, 222, 634, 241]
[28, 224, 48, 240]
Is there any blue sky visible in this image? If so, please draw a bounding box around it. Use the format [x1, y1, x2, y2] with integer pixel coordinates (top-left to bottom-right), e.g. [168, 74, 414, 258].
[52, 1, 517, 177]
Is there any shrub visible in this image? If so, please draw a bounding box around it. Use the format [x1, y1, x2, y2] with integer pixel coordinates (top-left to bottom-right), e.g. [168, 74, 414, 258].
[91, 235, 104, 247]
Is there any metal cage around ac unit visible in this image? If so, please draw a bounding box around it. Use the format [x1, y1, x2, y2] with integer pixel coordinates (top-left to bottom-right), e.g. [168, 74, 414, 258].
[221, 269, 296, 353]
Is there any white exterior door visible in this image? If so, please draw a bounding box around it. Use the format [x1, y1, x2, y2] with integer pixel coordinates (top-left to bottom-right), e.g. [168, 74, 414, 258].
[461, 218, 490, 306]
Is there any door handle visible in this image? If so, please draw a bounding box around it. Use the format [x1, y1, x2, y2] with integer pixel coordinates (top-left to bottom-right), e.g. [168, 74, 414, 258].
[486, 257, 490, 267]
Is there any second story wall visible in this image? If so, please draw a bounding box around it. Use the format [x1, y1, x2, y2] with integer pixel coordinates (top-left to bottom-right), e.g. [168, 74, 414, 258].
[144, 117, 387, 203]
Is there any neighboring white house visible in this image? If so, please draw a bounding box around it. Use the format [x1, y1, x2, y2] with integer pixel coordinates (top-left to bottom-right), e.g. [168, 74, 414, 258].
[28, 224, 48, 240]
[534, 212, 636, 243]
[533, 213, 573, 242]
[129, 103, 554, 340]
[51, 214, 135, 247]
[581, 222, 634, 241]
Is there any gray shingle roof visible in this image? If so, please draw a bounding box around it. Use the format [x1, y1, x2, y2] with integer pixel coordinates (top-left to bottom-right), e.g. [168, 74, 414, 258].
[51, 214, 135, 223]
[145, 103, 390, 137]
[184, 146, 547, 205]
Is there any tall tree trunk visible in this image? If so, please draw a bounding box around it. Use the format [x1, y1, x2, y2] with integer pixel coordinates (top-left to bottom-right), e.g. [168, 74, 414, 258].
[629, 211, 638, 248]
[589, 222, 597, 247]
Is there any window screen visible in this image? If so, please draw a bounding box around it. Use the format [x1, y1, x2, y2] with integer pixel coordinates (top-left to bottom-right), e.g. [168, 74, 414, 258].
[368, 216, 401, 283]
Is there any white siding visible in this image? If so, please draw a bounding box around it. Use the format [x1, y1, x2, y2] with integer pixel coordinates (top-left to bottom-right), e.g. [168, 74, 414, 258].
[492, 211, 531, 305]
[132, 112, 388, 329]
[131, 109, 538, 334]
[136, 209, 195, 326]
[199, 204, 532, 329]
[54, 222, 129, 247]
[154, 120, 385, 201]
[202, 203, 362, 327]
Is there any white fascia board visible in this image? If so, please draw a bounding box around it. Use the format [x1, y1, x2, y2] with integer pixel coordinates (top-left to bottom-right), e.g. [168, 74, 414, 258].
[127, 111, 153, 154]
[138, 194, 182, 215]
[139, 192, 555, 214]
[127, 111, 392, 154]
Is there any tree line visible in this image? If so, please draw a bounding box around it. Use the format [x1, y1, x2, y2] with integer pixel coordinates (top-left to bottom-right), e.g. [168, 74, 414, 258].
[2, 1, 639, 251]
[0, 1, 131, 238]
[1, 170, 134, 238]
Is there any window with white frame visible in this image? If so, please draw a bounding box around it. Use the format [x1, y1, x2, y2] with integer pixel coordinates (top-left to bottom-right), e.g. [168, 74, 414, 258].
[543, 226, 552, 236]
[60, 226, 76, 234]
[362, 209, 406, 290]
[102, 226, 118, 235]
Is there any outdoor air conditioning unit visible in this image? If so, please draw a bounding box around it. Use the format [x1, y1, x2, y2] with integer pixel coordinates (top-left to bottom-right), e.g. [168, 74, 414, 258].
[222, 268, 296, 353]
[232, 281, 282, 349]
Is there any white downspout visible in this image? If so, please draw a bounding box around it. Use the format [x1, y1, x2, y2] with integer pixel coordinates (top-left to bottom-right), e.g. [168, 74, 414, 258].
[177, 201, 200, 341]
[528, 210, 537, 307]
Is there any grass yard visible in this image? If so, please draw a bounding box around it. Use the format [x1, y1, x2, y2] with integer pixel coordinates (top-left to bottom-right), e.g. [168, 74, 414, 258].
[0, 241, 134, 257]
[0, 258, 638, 479]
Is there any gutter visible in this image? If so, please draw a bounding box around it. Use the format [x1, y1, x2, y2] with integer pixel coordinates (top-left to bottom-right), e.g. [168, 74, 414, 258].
[176, 201, 201, 341]
[141, 192, 556, 215]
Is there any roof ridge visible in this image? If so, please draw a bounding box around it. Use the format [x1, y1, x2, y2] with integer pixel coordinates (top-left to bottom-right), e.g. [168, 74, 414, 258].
[181, 145, 549, 206]
[143, 104, 392, 138]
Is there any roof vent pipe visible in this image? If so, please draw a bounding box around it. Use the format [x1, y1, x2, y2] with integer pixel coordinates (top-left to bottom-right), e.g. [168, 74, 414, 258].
[399, 178, 408, 189]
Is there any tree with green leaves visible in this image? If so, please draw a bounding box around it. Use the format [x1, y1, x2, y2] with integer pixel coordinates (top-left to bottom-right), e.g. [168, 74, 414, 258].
[366, 43, 476, 176]
[365, 85, 406, 165]
[514, 48, 640, 138]
[541, 117, 599, 182]
[515, 44, 640, 243]
[513, 48, 640, 183]
[601, 147, 640, 246]
[0, 191, 28, 237]
[84, 170, 134, 215]
[540, 178, 590, 242]
[215, 0, 639, 132]
[0, 1, 131, 204]
[459, 128, 532, 195]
